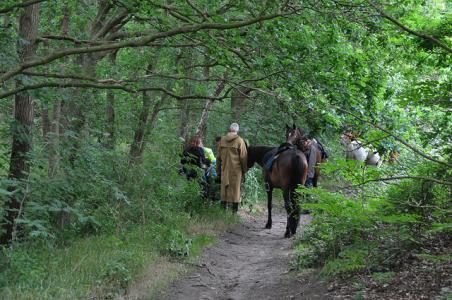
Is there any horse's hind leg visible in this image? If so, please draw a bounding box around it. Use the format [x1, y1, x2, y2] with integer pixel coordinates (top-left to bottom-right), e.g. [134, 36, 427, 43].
[265, 188, 273, 229]
[314, 167, 320, 187]
[289, 190, 301, 235]
[283, 190, 292, 238]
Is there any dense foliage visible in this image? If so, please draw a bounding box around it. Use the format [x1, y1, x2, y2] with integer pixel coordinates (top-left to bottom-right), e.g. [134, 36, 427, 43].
[295, 159, 450, 276]
[0, 0, 450, 298]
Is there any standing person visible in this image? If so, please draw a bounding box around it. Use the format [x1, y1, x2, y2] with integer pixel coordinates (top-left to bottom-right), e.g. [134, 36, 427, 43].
[213, 136, 222, 180]
[180, 136, 207, 180]
[216, 123, 247, 213]
[202, 141, 216, 177]
[299, 137, 319, 188]
[200, 140, 218, 201]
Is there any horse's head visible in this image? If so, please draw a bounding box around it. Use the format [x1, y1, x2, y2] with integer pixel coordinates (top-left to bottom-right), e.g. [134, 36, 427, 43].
[245, 141, 255, 169]
[285, 124, 305, 147]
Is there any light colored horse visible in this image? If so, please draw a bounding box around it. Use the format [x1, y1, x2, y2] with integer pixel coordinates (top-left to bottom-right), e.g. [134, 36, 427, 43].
[340, 133, 382, 167]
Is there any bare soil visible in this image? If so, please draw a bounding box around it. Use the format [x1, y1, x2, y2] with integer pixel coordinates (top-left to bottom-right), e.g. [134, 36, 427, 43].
[154, 210, 332, 300]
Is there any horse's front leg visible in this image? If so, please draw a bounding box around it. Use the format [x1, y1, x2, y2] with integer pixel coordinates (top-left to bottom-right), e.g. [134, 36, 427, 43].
[265, 188, 273, 229]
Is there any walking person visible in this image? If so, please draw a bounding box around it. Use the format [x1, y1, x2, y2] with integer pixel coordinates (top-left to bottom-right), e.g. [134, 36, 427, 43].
[216, 123, 247, 213]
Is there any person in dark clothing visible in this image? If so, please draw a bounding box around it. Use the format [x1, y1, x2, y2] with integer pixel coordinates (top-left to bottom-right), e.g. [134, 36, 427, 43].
[299, 138, 320, 188]
[180, 136, 207, 180]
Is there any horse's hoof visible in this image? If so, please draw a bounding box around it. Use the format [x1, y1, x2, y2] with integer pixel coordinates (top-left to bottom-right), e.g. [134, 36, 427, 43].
[265, 222, 272, 229]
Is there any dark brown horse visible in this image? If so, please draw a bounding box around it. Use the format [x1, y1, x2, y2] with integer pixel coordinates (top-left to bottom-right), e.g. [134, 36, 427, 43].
[247, 145, 308, 238]
[285, 124, 326, 187]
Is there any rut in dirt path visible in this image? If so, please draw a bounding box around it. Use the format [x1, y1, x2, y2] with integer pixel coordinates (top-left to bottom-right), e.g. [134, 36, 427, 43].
[155, 211, 332, 300]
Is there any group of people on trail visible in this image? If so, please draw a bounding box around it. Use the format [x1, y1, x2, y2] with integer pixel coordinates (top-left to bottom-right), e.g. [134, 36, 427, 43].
[180, 136, 217, 180]
[179, 123, 248, 213]
[180, 122, 320, 214]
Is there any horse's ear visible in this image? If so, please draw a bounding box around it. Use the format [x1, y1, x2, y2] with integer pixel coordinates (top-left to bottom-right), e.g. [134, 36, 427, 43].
[285, 124, 290, 130]
[292, 123, 296, 130]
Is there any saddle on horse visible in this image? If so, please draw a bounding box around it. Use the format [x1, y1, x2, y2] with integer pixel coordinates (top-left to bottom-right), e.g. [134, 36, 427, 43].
[263, 143, 295, 171]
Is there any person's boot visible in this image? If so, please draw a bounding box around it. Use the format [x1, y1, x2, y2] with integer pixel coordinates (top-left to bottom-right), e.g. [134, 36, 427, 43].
[232, 203, 239, 214]
[220, 201, 227, 210]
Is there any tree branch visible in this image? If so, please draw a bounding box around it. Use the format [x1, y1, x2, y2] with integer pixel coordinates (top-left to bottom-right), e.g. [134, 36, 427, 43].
[366, 0, 452, 53]
[0, 0, 46, 14]
[354, 176, 452, 187]
[38, 35, 199, 48]
[21, 70, 223, 84]
[0, 81, 232, 101]
[0, 12, 284, 84]
[186, 0, 208, 20]
[95, 10, 130, 39]
[38, 35, 106, 45]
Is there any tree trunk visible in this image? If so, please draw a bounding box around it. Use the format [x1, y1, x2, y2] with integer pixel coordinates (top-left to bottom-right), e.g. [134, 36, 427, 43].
[179, 98, 190, 142]
[104, 52, 117, 149]
[64, 55, 92, 166]
[1, 3, 40, 245]
[47, 6, 68, 177]
[148, 95, 167, 134]
[129, 91, 152, 164]
[47, 100, 61, 177]
[195, 74, 227, 139]
[129, 62, 158, 164]
[41, 102, 51, 139]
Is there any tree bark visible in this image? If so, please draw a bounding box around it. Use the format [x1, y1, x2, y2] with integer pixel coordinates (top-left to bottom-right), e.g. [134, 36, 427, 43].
[1, 3, 40, 245]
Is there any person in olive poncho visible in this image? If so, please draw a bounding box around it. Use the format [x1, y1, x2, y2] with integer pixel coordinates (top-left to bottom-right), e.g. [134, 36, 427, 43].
[216, 123, 247, 213]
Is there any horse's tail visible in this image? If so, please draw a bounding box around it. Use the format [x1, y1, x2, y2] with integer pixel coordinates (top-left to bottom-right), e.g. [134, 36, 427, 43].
[292, 153, 308, 187]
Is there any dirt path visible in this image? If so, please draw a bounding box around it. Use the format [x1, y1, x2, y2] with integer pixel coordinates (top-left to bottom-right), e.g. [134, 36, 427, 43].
[155, 211, 332, 300]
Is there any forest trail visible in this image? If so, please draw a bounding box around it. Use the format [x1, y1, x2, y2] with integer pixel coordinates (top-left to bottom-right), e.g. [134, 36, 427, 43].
[155, 210, 332, 300]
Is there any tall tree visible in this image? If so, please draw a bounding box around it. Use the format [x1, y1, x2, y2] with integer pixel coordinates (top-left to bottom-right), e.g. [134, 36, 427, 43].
[1, 2, 40, 245]
[129, 61, 158, 164]
[104, 52, 117, 150]
[195, 72, 227, 139]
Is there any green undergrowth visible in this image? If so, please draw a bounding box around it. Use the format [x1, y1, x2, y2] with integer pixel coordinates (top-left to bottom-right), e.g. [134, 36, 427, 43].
[0, 204, 237, 299]
[294, 159, 451, 279]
